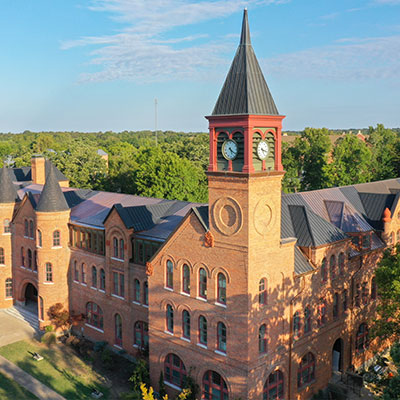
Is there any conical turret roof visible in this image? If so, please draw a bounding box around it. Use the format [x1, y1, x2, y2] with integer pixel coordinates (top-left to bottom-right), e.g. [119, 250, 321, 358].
[36, 165, 69, 212]
[0, 165, 19, 203]
[212, 9, 279, 116]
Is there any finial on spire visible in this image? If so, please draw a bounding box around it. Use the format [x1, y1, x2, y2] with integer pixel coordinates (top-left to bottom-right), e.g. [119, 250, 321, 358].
[240, 8, 251, 46]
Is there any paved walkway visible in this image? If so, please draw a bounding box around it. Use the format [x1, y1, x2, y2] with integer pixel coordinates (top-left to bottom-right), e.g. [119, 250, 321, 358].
[0, 354, 65, 400]
[0, 310, 36, 347]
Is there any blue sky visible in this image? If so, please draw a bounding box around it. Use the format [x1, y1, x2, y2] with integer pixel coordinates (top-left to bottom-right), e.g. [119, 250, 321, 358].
[1, 0, 400, 133]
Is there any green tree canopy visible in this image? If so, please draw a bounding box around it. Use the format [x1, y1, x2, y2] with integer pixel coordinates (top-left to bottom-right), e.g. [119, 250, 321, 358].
[325, 135, 372, 187]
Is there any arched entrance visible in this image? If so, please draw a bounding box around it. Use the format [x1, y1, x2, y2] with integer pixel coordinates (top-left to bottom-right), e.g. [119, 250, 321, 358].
[332, 338, 343, 373]
[24, 283, 38, 315]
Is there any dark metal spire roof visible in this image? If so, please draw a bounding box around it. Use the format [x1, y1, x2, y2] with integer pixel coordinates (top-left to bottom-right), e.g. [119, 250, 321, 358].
[0, 165, 19, 203]
[36, 165, 69, 212]
[212, 9, 279, 116]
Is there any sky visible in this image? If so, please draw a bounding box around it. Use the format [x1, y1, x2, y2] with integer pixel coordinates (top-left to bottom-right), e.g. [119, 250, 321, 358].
[1, 0, 400, 133]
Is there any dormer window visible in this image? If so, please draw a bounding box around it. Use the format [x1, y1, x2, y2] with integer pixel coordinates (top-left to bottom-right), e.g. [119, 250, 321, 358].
[351, 235, 360, 248]
[362, 234, 371, 249]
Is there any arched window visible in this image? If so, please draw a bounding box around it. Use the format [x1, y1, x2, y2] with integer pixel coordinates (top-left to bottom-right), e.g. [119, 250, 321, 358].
[217, 273, 227, 305]
[53, 230, 60, 247]
[259, 278, 267, 306]
[29, 220, 34, 239]
[182, 264, 190, 294]
[37, 229, 42, 247]
[86, 302, 103, 330]
[355, 284, 361, 307]
[28, 249, 32, 269]
[293, 311, 301, 340]
[356, 323, 368, 353]
[115, 313, 122, 346]
[166, 304, 174, 333]
[298, 353, 315, 388]
[362, 282, 369, 305]
[119, 239, 124, 260]
[166, 260, 173, 289]
[263, 370, 284, 400]
[74, 261, 79, 282]
[333, 293, 339, 318]
[0, 248, 4, 265]
[100, 268, 106, 291]
[45, 263, 53, 282]
[24, 219, 29, 237]
[92, 266, 97, 288]
[21, 247, 24, 267]
[134, 321, 149, 349]
[217, 322, 227, 353]
[134, 279, 141, 303]
[199, 268, 207, 299]
[318, 299, 327, 326]
[143, 281, 148, 305]
[321, 258, 327, 283]
[5, 278, 12, 298]
[199, 315, 207, 346]
[164, 354, 187, 388]
[259, 324, 267, 354]
[182, 310, 190, 339]
[343, 289, 348, 311]
[330, 255, 336, 280]
[3, 219, 10, 234]
[81, 263, 86, 284]
[304, 306, 311, 334]
[112, 237, 118, 258]
[34, 251, 37, 271]
[338, 252, 345, 276]
[202, 371, 228, 400]
[371, 277, 377, 300]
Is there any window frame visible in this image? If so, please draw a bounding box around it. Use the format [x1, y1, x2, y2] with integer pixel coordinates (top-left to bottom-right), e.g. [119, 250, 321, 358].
[166, 260, 173, 289]
[259, 324, 267, 354]
[198, 315, 207, 346]
[297, 352, 315, 388]
[263, 370, 284, 400]
[164, 353, 187, 389]
[45, 263, 53, 282]
[217, 322, 227, 353]
[182, 264, 190, 294]
[217, 273, 227, 305]
[86, 302, 104, 330]
[53, 230, 60, 247]
[182, 310, 191, 340]
[198, 268, 207, 299]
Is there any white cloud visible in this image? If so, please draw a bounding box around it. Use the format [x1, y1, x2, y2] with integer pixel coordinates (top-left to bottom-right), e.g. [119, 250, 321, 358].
[263, 35, 400, 82]
[64, 0, 285, 83]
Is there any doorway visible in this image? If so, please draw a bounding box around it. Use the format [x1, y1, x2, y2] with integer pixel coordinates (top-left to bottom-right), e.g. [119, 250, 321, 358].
[24, 283, 38, 315]
[332, 338, 343, 373]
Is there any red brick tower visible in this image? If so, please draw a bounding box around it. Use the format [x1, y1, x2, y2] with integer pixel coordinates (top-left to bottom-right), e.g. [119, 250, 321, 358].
[35, 165, 71, 328]
[0, 166, 19, 308]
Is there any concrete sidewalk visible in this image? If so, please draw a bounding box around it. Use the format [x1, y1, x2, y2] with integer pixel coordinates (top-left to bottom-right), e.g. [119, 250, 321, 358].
[0, 354, 66, 400]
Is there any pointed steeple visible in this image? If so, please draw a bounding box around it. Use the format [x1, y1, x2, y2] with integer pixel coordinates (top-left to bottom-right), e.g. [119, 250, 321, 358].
[36, 165, 69, 212]
[0, 165, 19, 203]
[212, 9, 279, 116]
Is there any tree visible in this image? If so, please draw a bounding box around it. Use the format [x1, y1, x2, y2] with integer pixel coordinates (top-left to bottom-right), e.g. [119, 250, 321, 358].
[325, 134, 372, 187]
[131, 147, 207, 202]
[371, 244, 400, 341]
[367, 124, 399, 181]
[281, 142, 303, 193]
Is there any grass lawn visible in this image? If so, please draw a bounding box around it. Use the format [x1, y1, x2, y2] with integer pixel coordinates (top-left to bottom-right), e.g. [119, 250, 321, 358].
[0, 339, 110, 400]
[0, 371, 38, 399]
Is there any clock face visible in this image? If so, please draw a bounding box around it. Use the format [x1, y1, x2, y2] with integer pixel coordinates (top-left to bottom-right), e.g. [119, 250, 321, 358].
[222, 139, 238, 160]
[257, 140, 269, 160]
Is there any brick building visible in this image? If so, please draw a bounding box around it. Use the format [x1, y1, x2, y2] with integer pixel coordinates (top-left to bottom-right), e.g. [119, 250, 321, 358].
[0, 9, 397, 399]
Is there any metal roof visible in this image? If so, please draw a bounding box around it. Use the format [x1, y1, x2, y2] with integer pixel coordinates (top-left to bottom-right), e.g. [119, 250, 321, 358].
[0, 166, 19, 203]
[294, 246, 314, 275]
[10, 161, 67, 183]
[36, 166, 69, 212]
[211, 9, 279, 116]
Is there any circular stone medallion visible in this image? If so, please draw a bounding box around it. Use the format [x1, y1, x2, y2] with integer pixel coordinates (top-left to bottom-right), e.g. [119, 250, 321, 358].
[212, 197, 243, 236]
[254, 197, 273, 236]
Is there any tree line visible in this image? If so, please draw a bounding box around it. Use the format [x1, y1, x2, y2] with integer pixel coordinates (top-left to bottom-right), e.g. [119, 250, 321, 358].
[0, 124, 398, 202]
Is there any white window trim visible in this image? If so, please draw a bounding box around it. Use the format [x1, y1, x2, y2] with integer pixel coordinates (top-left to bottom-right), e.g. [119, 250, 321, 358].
[180, 291, 190, 297]
[214, 349, 227, 357]
[196, 296, 207, 302]
[85, 323, 104, 333]
[80, 282, 87, 287]
[142, 304, 149, 309]
[2, 232, 11, 236]
[51, 246, 62, 249]
[197, 343, 207, 349]
[99, 289, 105, 293]
[43, 282, 54, 285]
[113, 344, 123, 350]
[132, 301, 141, 306]
[111, 293, 125, 300]
[164, 286, 173, 292]
[180, 336, 190, 343]
[111, 257, 124, 262]
[215, 301, 227, 308]
[164, 330, 174, 336]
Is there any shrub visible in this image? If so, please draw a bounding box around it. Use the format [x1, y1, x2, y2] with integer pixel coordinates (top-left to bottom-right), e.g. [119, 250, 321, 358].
[41, 332, 56, 345]
[45, 325, 54, 332]
[129, 359, 150, 392]
[391, 343, 400, 367]
[94, 341, 108, 352]
[101, 348, 114, 370]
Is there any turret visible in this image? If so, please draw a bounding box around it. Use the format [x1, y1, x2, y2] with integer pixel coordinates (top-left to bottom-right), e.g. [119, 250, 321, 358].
[35, 165, 70, 328]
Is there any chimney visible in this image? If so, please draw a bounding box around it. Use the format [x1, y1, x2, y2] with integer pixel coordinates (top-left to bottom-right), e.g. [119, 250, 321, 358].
[31, 155, 46, 185]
